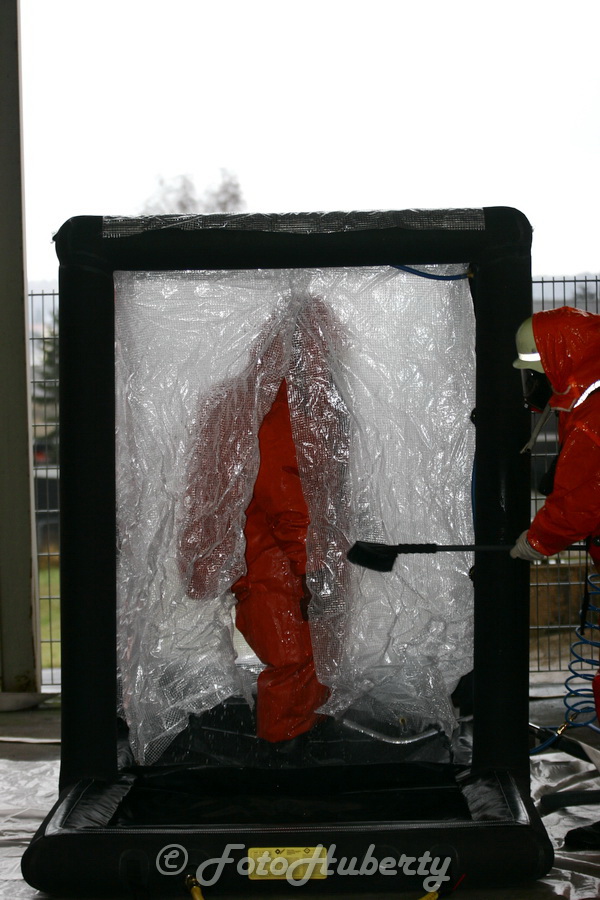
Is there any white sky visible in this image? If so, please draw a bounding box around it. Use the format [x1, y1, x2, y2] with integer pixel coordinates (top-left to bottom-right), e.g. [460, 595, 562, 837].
[19, 0, 600, 282]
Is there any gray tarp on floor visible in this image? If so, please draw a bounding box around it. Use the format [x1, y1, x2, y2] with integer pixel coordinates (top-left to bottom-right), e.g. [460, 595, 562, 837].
[4, 755, 600, 899]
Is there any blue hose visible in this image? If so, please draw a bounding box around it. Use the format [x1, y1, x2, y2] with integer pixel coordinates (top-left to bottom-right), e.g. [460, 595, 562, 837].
[563, 572, 600, 733]
[529, 729, 561, 754]
[530, 572, 600, 754]
[391, 265, 470, 281]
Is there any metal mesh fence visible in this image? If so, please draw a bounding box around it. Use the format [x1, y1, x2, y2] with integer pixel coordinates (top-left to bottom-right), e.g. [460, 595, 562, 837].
[27, 277, 600, 686]
[29, 289, 61, 687]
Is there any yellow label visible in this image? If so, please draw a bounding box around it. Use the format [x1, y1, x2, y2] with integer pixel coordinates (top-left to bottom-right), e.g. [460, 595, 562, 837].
[247, 846, 328, 881]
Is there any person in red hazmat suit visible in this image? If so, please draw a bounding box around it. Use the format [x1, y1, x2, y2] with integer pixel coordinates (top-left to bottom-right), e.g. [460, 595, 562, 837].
[511, 306, 600, 851]
[231, 378, 329, 742]
[510, 306, 600, 566]
[179, 328, 330, 744]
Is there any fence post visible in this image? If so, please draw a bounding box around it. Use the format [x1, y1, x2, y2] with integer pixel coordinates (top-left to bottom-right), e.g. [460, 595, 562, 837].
[0, 0, 40, 696]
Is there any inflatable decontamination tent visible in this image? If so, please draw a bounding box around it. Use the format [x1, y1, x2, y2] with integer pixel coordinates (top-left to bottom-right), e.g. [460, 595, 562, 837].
[22, 208, 553, 896]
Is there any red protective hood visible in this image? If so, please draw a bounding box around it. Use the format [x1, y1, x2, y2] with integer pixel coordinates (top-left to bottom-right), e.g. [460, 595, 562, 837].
[532, 306, 600, 411]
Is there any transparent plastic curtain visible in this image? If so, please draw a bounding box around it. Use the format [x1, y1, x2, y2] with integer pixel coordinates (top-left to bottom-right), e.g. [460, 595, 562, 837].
[115, 265, 475, 764]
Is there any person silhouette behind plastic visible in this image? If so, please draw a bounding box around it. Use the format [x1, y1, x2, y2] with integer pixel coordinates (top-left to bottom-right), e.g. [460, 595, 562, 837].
[179, 322, 329, 744]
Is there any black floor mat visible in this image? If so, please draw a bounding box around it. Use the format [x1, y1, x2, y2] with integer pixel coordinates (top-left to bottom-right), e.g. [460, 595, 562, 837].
[112, 762, 471, 827]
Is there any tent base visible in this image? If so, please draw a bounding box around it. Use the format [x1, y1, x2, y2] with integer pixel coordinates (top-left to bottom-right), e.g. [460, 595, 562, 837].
[22, 763, 553, 896]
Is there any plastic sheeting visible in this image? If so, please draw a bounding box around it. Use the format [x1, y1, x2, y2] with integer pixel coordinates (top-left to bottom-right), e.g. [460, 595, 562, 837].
[8, 754, 600, 899]
[1, 760, 58, 899]
[115, 265, 476, 764]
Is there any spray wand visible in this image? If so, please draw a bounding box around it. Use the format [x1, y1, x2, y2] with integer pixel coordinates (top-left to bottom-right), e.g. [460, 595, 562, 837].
[347, 540, 513, 573]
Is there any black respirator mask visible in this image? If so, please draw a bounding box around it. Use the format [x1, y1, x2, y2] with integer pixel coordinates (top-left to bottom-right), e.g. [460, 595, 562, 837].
[521, 369, 553, 413]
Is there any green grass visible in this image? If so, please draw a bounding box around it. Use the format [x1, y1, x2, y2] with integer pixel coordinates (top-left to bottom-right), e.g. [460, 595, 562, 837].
[39, 563, 61, 670]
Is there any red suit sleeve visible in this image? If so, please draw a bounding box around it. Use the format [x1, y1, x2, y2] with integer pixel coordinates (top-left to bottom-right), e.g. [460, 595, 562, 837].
[528, 429, 600, 555]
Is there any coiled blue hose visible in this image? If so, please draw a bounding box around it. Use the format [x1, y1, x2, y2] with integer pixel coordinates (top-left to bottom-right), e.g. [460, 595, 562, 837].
[563, 572, 600, 733]
[530, 571, 600, 754]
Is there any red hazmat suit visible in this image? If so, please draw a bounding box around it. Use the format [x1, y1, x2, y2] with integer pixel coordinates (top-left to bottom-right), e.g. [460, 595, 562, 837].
[526, 307, 600, 567]
[179, 373, 328, 743]
[232, 380, 328, 742]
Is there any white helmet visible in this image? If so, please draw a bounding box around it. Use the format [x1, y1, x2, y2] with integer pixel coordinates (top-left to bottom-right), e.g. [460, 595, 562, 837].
[512, 317, 544, 373]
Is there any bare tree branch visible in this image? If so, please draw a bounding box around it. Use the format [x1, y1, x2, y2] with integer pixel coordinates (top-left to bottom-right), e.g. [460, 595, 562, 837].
[141, 170, 245, 215]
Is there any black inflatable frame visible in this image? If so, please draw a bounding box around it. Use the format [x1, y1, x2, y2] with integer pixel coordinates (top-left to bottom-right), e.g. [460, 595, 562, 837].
[22, 208, 554, 896]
